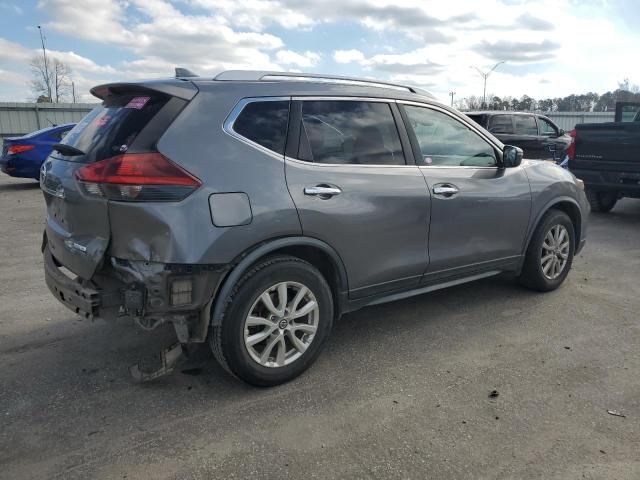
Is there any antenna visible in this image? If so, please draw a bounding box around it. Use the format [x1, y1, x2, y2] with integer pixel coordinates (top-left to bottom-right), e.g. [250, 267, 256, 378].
[175, 67, 198, 78]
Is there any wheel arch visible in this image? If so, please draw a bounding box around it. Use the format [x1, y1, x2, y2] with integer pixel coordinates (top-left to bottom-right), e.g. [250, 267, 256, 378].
[211, 237, 349, 326]
[523, 197, 582, 256]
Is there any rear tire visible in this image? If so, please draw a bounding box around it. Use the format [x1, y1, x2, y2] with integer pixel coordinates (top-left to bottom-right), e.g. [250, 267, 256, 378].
[586, 188, 617, 213]
[210, 256, 333, 387]
[518, 209, 575, 292]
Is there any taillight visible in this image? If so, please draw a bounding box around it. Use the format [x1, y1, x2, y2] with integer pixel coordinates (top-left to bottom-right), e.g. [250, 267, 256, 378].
[75, 152, 201, 202]
[567, 129, 576, 161]
[8, 144, 35, 155]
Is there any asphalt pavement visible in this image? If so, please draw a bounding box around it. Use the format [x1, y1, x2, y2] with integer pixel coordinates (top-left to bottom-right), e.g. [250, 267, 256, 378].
[0, 174, 638, 479]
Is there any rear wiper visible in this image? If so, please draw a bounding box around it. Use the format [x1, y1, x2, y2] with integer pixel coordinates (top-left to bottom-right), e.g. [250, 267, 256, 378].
[52, 143, 85, 157]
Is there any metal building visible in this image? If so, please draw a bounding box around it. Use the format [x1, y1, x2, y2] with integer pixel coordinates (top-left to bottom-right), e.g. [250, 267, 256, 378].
[0, 102, 95, 141]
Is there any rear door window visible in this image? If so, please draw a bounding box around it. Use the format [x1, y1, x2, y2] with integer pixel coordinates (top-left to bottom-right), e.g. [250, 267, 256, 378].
[513, 115, 537, 135]
[488, 115, 514, 134]
[59, 93, 170, 163]
[233, 100, 290, 155]
[297, 100, 405, 165]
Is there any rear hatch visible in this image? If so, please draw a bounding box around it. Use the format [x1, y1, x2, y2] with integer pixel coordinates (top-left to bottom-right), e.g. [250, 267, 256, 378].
[42, 81, 198, 279]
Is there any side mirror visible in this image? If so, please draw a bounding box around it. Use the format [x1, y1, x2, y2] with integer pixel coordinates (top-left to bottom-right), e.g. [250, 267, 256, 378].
[559, 128, 565, 136]
[502, 145, 523, 168]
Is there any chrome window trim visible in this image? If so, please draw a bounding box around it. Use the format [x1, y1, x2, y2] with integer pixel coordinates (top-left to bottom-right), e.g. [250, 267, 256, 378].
[223, 96, 291, 161]
[223, 95, 508, 170]
[285, 155, 417, 169]
[418, 165, 499, 170]
[292, 96, 394, 103]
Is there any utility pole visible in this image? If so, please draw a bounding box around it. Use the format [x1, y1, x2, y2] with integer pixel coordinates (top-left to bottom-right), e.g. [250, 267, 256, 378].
[72, 81, 76, 103]
[37, 25, 52, 102]
[449, 91, 456, 107]
[471, 61, 505, 108]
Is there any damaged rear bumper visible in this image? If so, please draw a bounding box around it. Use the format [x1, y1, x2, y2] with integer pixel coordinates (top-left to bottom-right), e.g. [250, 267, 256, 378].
[43, 244, 229, 343]
[44, 246, 107, 319]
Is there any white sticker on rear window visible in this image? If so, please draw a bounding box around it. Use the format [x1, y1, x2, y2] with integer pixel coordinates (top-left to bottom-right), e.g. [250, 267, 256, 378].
[125, 96, 150, 109]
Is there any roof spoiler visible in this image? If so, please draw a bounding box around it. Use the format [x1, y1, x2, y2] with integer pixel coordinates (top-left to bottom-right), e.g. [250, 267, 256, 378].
[90, 79, 198, 101]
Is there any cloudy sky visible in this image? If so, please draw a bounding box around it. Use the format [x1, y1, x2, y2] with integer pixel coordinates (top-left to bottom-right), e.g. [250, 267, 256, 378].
[0, 0, 638, 103]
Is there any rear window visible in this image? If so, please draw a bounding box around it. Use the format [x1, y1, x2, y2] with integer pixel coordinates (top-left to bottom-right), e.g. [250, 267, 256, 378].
[59, 93, 170, 163]
[233, 100, 289, 155]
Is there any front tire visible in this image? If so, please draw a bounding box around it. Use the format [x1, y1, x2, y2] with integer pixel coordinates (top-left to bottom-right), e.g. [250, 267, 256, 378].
[210, 256, 333, 387]
[518, 209, 575, 292]
[586, 188, 617, 213]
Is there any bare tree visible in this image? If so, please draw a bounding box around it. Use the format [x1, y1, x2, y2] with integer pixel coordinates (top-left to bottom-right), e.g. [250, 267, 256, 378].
[52, 59, 72, 102]
[465, 95, 483, 110]
[30, 55, 52, 102]
[29, 55, 73, 103]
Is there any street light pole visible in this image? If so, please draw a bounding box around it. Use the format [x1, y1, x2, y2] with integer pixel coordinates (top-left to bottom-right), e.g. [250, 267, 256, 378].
[449, 91, 456, 107]
[37, 25, 52, 101]
[471, 61, 505, 108]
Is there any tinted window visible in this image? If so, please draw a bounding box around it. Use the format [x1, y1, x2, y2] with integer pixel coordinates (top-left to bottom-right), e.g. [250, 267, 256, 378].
[60, 93, 170, 163]
[298, 101, 404, 165]
[466, 114, 485, 127]
[404, 105, 497, 167]
[538, 117, 557, 135]
[620, 105, 640, 122]
[514, 115, 537, 135]
[488, 115, 513, 134]
[234, 100, 289, 155]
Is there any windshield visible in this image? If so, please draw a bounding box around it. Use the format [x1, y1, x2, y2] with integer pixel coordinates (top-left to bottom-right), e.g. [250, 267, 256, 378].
[58, 93, 169, 162]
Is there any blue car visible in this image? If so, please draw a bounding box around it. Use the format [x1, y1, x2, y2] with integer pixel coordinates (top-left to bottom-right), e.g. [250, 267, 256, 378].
[1, 123, 75, 180]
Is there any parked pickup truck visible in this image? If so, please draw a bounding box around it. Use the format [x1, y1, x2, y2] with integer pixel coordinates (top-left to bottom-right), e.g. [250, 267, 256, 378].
[569, 102, 640, 212]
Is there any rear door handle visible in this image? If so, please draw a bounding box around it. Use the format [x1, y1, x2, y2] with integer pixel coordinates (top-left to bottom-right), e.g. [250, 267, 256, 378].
[304, 185, 342, 198]
[433, 184, 459, 197]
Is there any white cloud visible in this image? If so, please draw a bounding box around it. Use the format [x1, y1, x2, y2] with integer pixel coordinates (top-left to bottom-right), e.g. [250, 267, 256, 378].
[276, 50, 320, 68]
[0, 38, 30, 63]
[0, 0, 636, 103]
[334, 49, 366, 64]
[39, 0, 284, 78]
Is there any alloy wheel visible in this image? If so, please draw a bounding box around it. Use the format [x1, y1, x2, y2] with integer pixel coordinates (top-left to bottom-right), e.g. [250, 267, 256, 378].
[243, 281, 319, 368]
[541, 224, 570, 280]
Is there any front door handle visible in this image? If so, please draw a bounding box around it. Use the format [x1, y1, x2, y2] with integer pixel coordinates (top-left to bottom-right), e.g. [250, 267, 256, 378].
[433, 184, 459, 197]
[304, 185, 342, 198]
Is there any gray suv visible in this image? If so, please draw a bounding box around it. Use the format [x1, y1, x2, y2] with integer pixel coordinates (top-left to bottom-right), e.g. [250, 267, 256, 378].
[41, 70, 589, 386]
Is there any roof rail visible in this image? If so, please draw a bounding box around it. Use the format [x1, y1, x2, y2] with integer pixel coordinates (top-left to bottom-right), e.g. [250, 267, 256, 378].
[213, 70, 434, 98]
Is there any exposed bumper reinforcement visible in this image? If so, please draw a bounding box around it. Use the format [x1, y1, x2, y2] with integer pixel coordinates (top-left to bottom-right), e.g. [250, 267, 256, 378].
[44, 246, 102, 319]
